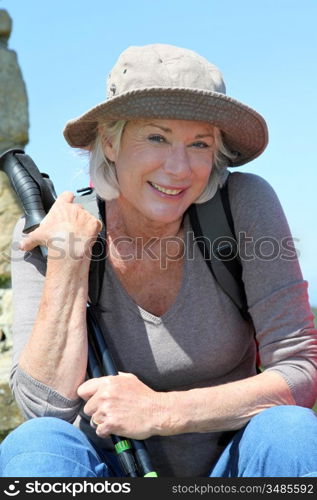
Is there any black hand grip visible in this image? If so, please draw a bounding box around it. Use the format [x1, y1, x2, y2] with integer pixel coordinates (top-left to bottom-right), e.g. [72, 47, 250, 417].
[0, 149, 55, 233]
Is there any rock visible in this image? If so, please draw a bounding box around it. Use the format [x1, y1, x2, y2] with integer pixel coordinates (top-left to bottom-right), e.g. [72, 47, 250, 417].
[0, 293, 24, 443]
[0, 8, 28, 442]
[0, 9, 29, 153]
[0, 9, 12, 41]
[0, 288, 13, 323]
[0, 8, 27, 279]
[0, 178, 22, 278]
[0, 347, 24, 443]
[0, 382, 24, 442]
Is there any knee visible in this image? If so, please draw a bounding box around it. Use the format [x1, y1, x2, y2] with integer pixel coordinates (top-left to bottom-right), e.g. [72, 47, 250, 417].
[245, 405, 317, 445]
[251, 405, 316, 428]
[1, 417, 76, 455]
[0, 418, 108, 478]
[226, 406, 317, 477]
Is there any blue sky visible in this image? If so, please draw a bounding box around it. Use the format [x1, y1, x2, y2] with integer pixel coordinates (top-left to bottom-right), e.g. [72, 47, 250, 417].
[2, 0, 317, 304]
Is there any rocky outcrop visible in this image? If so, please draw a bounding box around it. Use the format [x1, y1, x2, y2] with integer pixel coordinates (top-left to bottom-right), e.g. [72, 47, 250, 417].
[0, 288, 12, 329]
[0, 9, 29, 152]
[0, 8, 27, 279]
[0, 173, 22, 279]
[0, 9, 29, 441]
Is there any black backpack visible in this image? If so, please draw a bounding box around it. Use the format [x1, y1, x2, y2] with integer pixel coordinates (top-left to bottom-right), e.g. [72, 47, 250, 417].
[76, 172, 250, 323]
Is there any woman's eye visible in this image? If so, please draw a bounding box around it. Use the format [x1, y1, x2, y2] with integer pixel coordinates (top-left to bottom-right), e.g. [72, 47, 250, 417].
[148, 135, 166, 143]
[191, 141, 210, 149]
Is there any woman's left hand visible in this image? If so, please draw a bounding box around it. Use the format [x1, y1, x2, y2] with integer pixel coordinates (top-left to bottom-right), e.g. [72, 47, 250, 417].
[77, 373, 166, 440]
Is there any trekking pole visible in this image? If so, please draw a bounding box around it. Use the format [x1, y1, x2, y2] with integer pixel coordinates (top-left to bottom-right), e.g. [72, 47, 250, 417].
[0, 148, 158, 477]
[86, 306, 158, 476]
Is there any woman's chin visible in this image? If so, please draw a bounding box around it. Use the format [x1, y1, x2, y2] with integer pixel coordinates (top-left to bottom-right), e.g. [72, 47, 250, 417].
[143, 207, 186, 225]
[118, 195, 189, 225]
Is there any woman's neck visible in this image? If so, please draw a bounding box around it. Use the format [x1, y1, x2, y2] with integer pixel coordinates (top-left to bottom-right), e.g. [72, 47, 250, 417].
[105, 198, 184, 241]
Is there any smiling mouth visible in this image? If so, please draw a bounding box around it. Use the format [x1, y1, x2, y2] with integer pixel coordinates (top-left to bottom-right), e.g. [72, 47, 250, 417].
[149, 182, 184, 196]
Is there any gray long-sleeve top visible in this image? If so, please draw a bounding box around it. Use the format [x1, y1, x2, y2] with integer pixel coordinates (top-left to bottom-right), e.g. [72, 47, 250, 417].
[9, 172, 317, 476]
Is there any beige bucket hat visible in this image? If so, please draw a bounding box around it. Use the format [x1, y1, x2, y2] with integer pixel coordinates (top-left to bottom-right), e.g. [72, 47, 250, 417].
[63, 44, 268, 166]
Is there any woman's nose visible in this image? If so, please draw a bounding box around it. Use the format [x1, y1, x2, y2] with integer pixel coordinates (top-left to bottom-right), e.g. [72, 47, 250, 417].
[163, 145, 191, 178]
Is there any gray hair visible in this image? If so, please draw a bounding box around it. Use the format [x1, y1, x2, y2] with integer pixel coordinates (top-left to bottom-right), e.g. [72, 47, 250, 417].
[89, 120, 237, 203]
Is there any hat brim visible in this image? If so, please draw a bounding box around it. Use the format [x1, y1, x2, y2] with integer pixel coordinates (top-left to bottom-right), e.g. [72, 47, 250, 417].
[63, 87, 268, 166]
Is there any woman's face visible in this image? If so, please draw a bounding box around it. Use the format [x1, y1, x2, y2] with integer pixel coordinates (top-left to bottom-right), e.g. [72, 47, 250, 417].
[104, 119, 215, 224]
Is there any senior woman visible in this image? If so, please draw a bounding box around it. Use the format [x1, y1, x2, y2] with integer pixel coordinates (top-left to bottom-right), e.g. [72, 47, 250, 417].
[1, 44, 317, 478]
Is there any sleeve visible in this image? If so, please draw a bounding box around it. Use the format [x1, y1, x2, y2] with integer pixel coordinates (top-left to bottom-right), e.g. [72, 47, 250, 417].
[229, 172, 317, 408]
[9, 217, 83, 422]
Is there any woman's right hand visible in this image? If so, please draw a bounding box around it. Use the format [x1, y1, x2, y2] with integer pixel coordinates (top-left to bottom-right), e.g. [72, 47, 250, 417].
[19, 191, 103, 263]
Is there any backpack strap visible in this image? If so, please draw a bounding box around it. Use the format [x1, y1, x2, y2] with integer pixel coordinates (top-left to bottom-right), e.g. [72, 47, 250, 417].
[187, 173, 250, 321]
[74, 189, 106, 306]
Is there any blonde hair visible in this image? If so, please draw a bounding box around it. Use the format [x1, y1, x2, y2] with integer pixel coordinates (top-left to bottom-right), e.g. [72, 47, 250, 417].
[89, 120, 237, 203]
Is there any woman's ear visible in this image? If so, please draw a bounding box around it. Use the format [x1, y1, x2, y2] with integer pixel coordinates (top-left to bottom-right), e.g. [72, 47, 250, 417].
[103, 139, 117, 162]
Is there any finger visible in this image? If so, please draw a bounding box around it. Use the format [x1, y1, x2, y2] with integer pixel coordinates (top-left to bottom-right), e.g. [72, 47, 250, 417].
[117, 371, 137, 380]
[19, 228, 46, 252]
[82, 395, 99, 417]
[90, 415, 102, 430]
[55, 191, 75, 204]
[95, 421, 111, 438]
[95, 218, 103, 233]
[77, 377, 104, 400]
